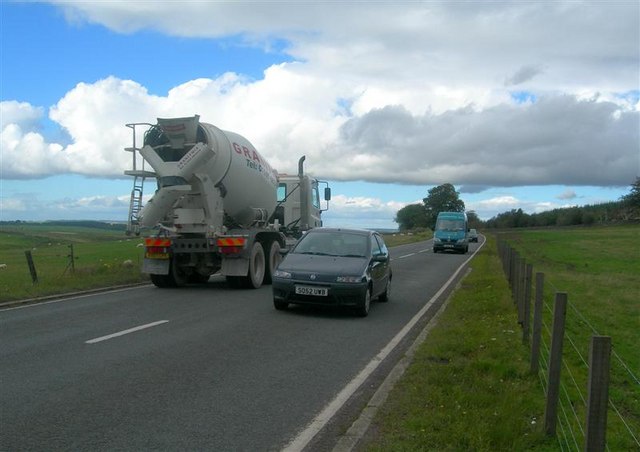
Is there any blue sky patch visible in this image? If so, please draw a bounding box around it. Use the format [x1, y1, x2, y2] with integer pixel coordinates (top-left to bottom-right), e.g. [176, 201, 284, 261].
[510, 91, 537, 104]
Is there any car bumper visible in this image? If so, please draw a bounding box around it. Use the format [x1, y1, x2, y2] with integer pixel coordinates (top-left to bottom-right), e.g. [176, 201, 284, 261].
[272, 279, 368, 307]
[433, 242, 467, 252]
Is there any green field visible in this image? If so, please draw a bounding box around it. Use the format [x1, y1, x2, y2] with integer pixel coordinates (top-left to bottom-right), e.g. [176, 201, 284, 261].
[383, 230, 432, 247]
[500, 225, 639, 451]
[0, 223, 147, 302]
[363, 225, 639, 451]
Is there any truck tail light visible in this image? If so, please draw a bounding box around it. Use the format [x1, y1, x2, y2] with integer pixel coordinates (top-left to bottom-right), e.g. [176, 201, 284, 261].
[216, 237, 247, 255]
[145, 238, 172, 247]
[144, 238, 172, 258]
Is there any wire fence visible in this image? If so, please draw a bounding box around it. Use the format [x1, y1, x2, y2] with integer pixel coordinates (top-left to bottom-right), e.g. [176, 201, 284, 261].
[497, 238, 639, 452]
[0, 240, 146, 303]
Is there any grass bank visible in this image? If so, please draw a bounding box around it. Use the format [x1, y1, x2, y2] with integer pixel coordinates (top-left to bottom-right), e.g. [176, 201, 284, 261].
[0, 224, 147, 302]
[361, 225, 639, 451]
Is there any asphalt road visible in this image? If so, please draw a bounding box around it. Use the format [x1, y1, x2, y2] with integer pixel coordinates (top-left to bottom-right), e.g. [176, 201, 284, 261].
[0, 238, 482, 451]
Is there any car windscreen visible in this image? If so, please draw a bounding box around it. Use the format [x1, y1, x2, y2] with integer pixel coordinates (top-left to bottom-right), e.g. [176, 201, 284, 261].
[293, 232, 369, 257]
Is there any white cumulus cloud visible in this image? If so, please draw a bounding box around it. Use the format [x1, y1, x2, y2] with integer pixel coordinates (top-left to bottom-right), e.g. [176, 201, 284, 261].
[2, 0, 638, 227]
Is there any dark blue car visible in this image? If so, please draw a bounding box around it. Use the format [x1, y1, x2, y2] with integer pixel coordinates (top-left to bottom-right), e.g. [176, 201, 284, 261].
[271, 228, 392, 317]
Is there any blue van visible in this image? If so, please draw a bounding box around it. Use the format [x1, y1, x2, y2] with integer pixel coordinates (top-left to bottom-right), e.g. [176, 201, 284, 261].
[433, 211, 469, 254]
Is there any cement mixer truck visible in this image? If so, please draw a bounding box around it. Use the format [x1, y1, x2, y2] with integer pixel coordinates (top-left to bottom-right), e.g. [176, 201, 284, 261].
[124, 115, 330, 289]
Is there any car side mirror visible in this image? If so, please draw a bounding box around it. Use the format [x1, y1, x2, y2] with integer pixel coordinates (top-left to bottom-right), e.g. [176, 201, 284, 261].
[372, 254, 388, 263]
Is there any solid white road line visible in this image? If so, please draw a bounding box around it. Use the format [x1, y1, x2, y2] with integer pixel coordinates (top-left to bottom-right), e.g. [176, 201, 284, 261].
[85, 320, 169, 344]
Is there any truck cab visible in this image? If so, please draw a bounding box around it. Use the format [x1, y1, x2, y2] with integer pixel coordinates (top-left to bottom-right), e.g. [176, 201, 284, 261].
[274, 157, 330, 238]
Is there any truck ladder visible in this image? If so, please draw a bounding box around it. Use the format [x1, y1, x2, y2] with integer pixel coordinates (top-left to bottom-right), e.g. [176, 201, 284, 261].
[124, 123, 155, 236]
[127, 179, 145, 235]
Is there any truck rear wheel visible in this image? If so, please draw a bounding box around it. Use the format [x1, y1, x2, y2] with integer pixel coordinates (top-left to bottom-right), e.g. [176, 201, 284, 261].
[188, 273, 210, 284]
[150, 273, 172, 288]
[150, 258, 187, 288]
[168, 258, 187, 287]
[263, 240, 282, 285]
[243, 242, 265, 289]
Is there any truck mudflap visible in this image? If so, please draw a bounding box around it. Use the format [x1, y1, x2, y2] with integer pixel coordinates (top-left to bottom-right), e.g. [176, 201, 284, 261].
[143, 258, 170, 275]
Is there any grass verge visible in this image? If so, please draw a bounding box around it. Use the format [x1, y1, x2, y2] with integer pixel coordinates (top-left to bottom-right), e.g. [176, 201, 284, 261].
[0, 224, 147, 302]
[362, 233, 562, 451]
[361, 225, 639, 450]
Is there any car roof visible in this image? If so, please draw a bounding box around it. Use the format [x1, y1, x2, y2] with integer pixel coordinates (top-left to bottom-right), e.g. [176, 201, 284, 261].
[304, 227, 374, 236]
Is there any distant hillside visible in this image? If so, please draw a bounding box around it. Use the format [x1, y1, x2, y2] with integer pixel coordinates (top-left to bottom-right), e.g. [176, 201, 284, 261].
[0, 220, 128, 231]
[484, 199, 639, 229]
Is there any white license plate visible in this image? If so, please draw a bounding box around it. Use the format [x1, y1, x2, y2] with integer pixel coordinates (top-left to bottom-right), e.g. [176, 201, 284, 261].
[444, 244, 454, 248]
[295, 285, 328, 296]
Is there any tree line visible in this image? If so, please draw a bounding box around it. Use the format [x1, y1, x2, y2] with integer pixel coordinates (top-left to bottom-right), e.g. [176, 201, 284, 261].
[395, 178, 640, 231]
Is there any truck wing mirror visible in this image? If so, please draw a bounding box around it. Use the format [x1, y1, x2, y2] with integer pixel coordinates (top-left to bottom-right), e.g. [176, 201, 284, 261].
[324, 187, 332, 201]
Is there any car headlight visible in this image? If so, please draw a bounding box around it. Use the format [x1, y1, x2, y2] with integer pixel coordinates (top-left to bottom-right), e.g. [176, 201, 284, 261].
[336, 276, 365, 283]
[433, 238, 441, 243]
[273, 270, 292, 279]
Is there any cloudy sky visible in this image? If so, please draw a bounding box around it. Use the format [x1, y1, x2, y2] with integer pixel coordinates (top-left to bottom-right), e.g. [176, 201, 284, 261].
[1, 1, 638, 229]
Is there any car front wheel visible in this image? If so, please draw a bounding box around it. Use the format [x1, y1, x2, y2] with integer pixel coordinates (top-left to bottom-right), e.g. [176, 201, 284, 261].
[378, 277, 391, 302]
[355, 288, 371, 317]
[273, 299, 288, 310]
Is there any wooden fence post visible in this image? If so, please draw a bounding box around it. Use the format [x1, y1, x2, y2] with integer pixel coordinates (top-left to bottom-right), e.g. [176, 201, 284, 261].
[68, 244, 75, 272]
[585, 336, 611, 452]
[530, 272, 545, 374]
[517, 257, 525, 323]
[544, 292, 567, 436]
[63, 244, 76, 275]
[24, 250, 38, 284]
[502, 241, 510, 276]
[509, 248, 517, 292]
[522, 263, 533, 344]
[512, 251, 520, 303]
